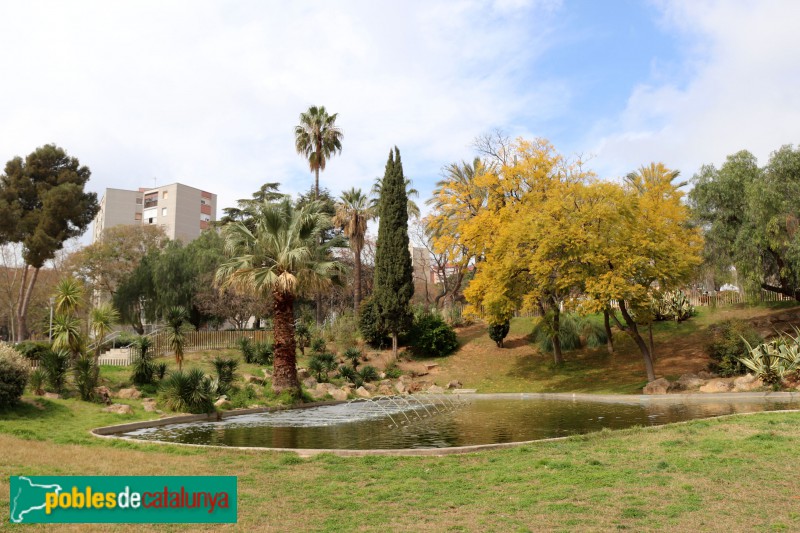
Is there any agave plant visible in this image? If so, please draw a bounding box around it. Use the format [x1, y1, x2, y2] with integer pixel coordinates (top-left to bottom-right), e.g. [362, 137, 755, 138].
[739, 335, 800, 385]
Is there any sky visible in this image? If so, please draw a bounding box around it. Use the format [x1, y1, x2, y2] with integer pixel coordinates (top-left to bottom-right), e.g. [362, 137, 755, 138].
[0, 0, 798, 236]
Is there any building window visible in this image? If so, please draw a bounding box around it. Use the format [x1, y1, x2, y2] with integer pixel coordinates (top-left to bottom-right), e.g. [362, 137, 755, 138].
[144, 193, 158, 208]
[134, 213, 142, 221]
[135, 197, 143, 205]
[163, 191, 168, 200]
[147, 218, 155, 224]
[162, 207, 168, 216]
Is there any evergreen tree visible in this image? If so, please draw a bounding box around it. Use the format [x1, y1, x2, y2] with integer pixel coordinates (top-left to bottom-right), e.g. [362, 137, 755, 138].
[373, 147, 414, 359]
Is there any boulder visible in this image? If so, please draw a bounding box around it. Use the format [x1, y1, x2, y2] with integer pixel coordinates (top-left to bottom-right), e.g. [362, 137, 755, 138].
[102, 404, 133, 415]
[94, 386, 113, 405]
[394, 381, 406, 394]
[308, 388, 327, 400]
[43, 392, 62, 400]
[697, 371, 717, 380]
[297, 368, 311, 380]
[643, 378, 670, 395]
[699, 379, 734, 393]
[428, 385, 445, 394]
[447, 380, 462, 390]
[406, 381, 424, 393]
[214, 398, 232, 409]
[302, 377, 318, 389]
[733, 374, 764, 392]
[425, 363, 439, 371]
[243, 374, 265, 385]
[668, 374, 705, 392]
[355, 386, 371, 398]
[340, 386, 353, 397]
[363, 382, 377, 393]
[330, 389, 348, 401]
[378, 372, 387, 380]
[142, 398, 158, 412]
[116, 388, 141, 399]
[377, 384, 393, 396]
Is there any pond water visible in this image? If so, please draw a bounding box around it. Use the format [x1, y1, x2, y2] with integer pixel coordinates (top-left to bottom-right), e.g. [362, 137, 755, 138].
[116, 394, 799, 450]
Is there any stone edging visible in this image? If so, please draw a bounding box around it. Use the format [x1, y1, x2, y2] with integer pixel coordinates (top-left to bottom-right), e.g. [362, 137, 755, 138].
[90, 392, 800, 457]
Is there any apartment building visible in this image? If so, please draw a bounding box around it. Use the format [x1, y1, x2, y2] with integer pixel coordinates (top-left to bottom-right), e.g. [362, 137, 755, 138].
[92, 183, 217, 243]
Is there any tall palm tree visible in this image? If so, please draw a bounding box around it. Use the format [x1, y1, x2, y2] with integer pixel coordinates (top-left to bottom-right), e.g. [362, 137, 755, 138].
[371, 175, 421, 218]
[165, 306, 189, 371]
[215, 199, 343, 394]
[333, 188, 373, 313]
[89, 303, 120, 363]
[294, 106, 343, 199]
[52, 277, 86, 359]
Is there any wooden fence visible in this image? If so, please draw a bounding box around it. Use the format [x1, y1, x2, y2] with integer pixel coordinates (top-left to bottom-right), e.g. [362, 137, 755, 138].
[149, 329, 273, 357]
[683, 289, 795, 307]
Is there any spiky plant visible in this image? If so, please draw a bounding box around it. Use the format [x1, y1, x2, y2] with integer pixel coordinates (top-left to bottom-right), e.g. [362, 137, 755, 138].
[159, 368, 215, 414]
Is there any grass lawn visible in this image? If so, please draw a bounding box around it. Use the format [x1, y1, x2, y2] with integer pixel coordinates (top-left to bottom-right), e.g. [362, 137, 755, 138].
[2, 397, 800, 531]
[423, 303, 800, 394]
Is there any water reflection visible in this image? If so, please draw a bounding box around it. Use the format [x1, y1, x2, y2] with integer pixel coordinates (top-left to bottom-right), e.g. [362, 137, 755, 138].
[119, 396, 799, 450]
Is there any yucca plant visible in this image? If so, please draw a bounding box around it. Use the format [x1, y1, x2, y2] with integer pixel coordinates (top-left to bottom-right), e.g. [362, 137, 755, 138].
[28, 368, 45, 396]
[253, 341, 274, 365]
[73, 355, 99, 401]
[41, 349, 70, 393]
[308, 353, 337, 382]
[159, 368, 215, 413]
[358, 365, 379, 383]
[212, 356, 238, 395]
[337, 365, 359, 386]
[237, 337, 255, 364]
[131, 336, 155, 385]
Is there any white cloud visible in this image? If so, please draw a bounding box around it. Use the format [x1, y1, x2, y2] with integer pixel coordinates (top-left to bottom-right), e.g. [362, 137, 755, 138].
[0, 0, 562, 226]
[589, 0, 800, 180]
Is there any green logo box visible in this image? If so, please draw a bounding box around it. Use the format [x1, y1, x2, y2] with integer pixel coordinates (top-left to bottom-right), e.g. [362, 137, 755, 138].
[9, 476, 237, 524]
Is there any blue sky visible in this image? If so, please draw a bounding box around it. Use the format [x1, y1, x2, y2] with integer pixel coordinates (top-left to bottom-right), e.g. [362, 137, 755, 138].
[0, 0, 797, 234]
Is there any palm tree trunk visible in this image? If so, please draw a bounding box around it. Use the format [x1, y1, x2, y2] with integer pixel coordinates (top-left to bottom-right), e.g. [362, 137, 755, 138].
[314, 167, 320, 200]
[354, 244, 362, 314]
[272, 290, 300, 394]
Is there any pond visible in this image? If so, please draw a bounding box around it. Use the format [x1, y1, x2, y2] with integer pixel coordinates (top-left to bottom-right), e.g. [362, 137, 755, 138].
[112, 393, 800, 452]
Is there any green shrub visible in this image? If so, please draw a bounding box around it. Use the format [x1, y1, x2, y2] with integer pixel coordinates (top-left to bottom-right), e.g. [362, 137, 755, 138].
[310, 338, 326, 355]
[329, 311, 360, 351]
[358, 365, 379, 383]
[706, 320, 763, 376]
[237, 337, 256, 364]
[738, 333, 800, 385]
[228, 385, 257, 408]
[358, 297, 389, 348]
[343, 347, 361, 368]
[154, 362, 168, 381]
[308, 353, 337, 382]
[337, 365, 359, 386]
[73, 355, 99, 402]
[384, 362, 402, 379]
[295, 321, 312, 355]
[408, 312, 459, 357]
[212, 356, 238, 395]
[41, 349, 70, 393]
[532, 312, 588, 353]
[159, 368, 215, 413]
[253, 341, 274, 365]
[28, 368, 45, 395]
[488, 320, 510, 348]
[581, 317, 609, 349]
[13, 341, 52, 362]
[0, 344, 28, 407]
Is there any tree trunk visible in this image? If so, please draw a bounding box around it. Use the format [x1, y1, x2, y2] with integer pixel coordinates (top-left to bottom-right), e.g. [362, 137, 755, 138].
[354, 243, 362, 314]
[648, 322, 655, 360]
[619, 300, 655, 382]
[391, 332, 398, 361]
[16, 266, 39, 341]
[314, 167, 320, 200]
[603, 308, 614, 355]
[551, 304, 564, 365]
[272, 290, 299, 394]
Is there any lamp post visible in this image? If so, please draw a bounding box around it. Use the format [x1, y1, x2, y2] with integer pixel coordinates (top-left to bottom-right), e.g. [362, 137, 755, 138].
[48, 297, 55, 342]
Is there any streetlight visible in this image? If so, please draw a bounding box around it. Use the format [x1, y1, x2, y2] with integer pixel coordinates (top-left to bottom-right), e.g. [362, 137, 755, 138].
[48, 297, 55, 342]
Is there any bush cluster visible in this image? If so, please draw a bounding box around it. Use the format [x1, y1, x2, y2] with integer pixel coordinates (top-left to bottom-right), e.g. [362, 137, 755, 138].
[13, 341, 53, 362]
[0, 344, 29, 407]
[408, 312, 459, 358]
[706, 319, 763, 376]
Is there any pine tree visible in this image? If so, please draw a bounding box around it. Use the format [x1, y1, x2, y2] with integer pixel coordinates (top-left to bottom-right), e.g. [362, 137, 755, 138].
[373, 147, 414, 359]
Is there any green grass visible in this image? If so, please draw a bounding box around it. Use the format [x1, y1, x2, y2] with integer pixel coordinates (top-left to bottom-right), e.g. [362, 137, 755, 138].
[1, 396, 799, 531]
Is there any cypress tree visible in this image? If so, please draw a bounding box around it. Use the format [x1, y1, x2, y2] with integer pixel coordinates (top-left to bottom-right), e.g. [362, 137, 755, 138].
[373, 147, 414, 359]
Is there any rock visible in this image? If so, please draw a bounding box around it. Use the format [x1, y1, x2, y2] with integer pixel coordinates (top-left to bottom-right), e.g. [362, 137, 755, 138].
[303, 377, 318, 389]
[43, 392, 61, 400]
[697, 371, 717, 380]
[297, 368, 310, 380]
[447, 380, 462, 390]
[668, 374, 705, 392]
[377, 384, 393, 396]
[340, 386, 353, 397]
[355, 386, 371, 398]
[103, 404, 133, 415]
[142, 398, 158, 412]
[94, 386, 112, 405]
[733, 374, 764, 392]
[117, 388, 141, 399]
[425, 363, 439, 371]
[699, 379, 734, 393]
[394, 381, 406, 394]
[406, 381, 424, 393]
[378, 372, 386, 380]
[308, 388, 327, 400]
[243, 374, 265, 385]
[363, 382, 377, 392]
[643, 378, 670, 395]
[330, 389, 348, 401]
[428, 385, 445, 394]
[214, 398, 232, 409]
